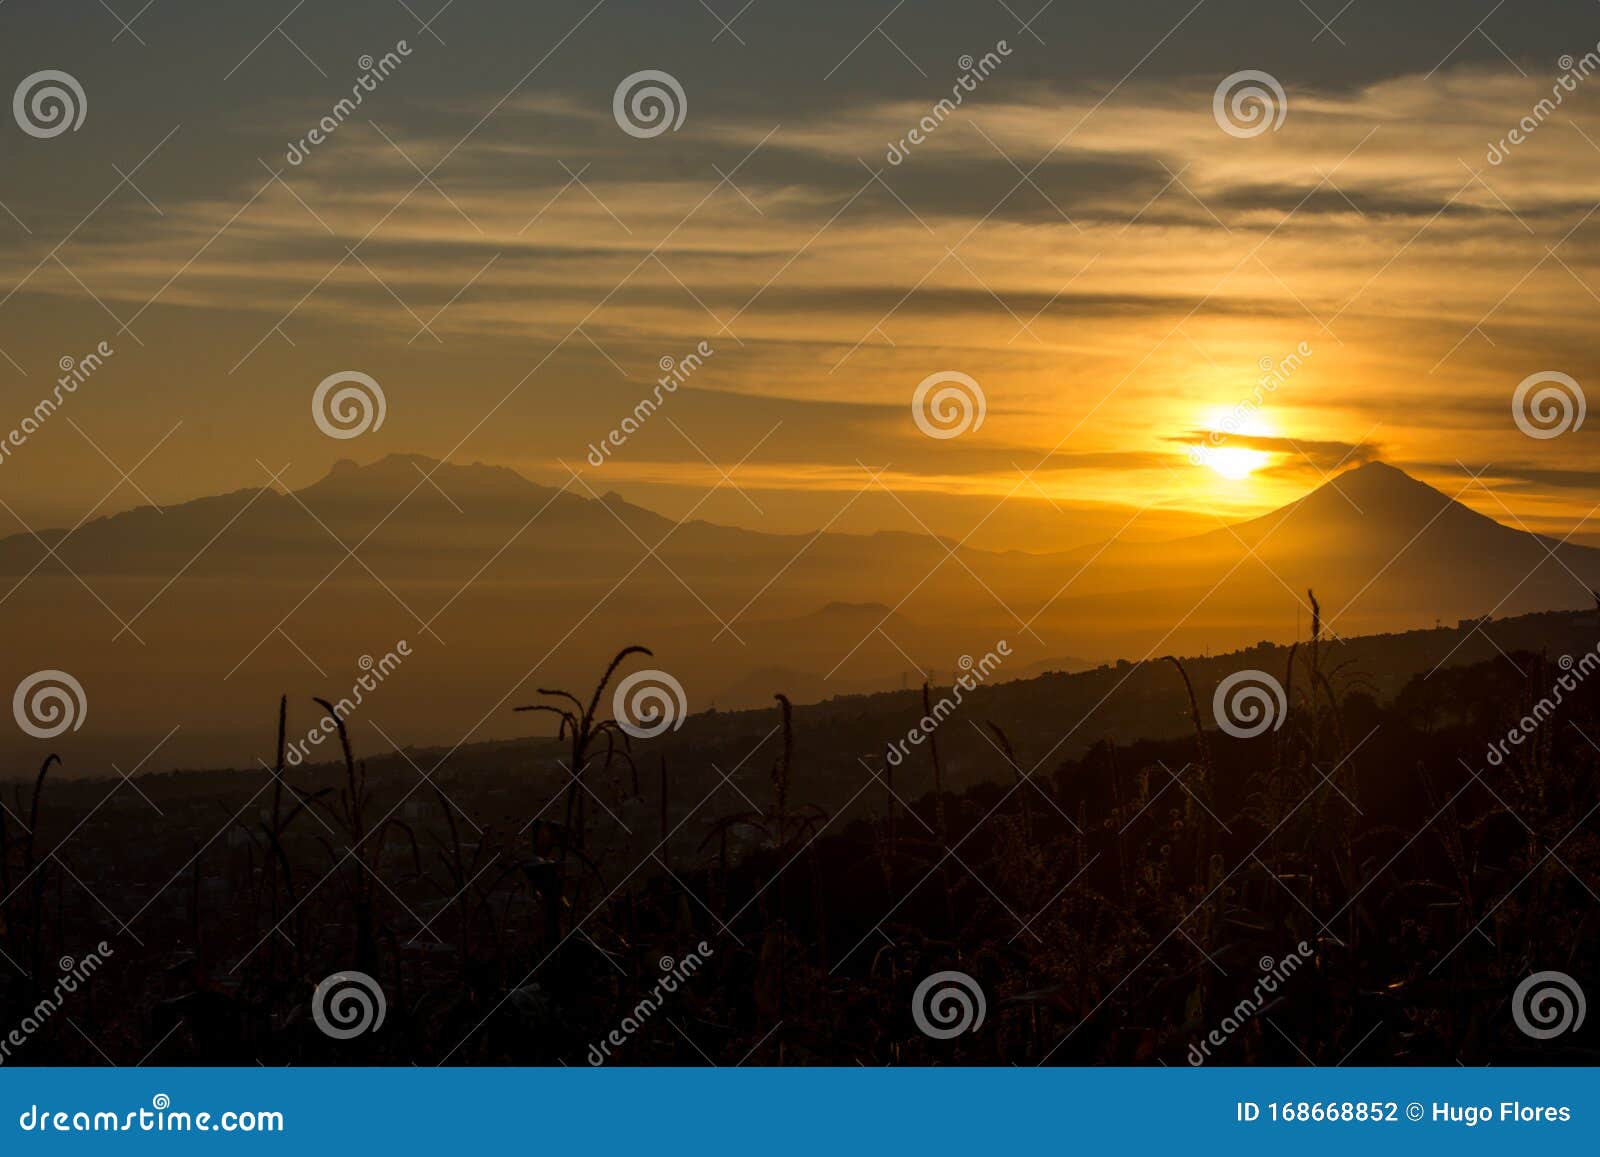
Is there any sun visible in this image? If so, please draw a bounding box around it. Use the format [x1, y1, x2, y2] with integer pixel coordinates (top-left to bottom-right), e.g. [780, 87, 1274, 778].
[1192, 406, 1276, 480]
[1205, 445, 1270, 480]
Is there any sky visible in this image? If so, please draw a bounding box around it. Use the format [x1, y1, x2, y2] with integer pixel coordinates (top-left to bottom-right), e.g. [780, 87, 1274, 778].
[4, 0, 1600, 552]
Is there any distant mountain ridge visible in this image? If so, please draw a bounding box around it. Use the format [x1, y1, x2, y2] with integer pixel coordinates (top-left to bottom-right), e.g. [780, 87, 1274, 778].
[3, 455, 1597, 767]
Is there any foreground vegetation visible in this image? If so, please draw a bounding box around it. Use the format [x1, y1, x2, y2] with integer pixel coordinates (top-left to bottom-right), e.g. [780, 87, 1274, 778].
[2, 601, 1597, 1065]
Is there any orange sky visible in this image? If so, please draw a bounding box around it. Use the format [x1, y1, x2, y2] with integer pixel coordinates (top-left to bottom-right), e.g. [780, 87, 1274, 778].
[3, 4, 1600, 552]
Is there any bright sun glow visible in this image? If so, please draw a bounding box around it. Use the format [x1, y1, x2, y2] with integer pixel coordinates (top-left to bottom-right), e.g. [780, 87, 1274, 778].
[1205, 446, 1271, 479]
[1194, 406, 1276, 480]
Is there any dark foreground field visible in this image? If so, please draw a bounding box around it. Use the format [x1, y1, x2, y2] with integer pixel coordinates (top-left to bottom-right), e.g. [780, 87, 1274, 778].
[2, 605, 1597, 1067]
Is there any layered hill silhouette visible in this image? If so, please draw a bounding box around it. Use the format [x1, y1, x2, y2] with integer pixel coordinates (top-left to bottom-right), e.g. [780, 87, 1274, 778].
[1056, 461, 1600, 633]
[1, 455, 1595, 768]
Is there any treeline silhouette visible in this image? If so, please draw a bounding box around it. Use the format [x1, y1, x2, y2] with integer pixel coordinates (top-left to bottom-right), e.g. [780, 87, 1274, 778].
[1, 599, 1597, 1066]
